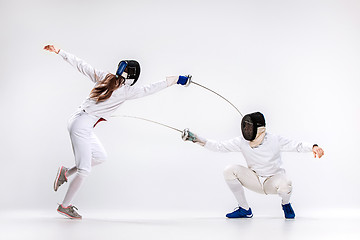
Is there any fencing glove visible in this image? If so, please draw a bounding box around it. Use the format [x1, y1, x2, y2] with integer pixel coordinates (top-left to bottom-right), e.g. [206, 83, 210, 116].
[166, 75, 191, 86]
[181, 128, 206, 146]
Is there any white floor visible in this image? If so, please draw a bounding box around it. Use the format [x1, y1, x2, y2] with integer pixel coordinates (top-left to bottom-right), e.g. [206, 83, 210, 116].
[1, 210, 359, 240]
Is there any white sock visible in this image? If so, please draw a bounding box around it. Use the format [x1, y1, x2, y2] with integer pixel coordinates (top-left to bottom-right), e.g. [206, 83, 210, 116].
[62, 171, 88, 207]
[225, 179, 250, 210]
[279, 191, 291, 205]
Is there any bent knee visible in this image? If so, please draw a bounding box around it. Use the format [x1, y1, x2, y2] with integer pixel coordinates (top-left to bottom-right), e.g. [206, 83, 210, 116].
[93, 150, 108, 164]
[92, 157, 107, 166]
[223, 165, 246, 180]
[277, 180, 293, 195]
[93, 149, 108, 164]
[77, 168, 90, 177]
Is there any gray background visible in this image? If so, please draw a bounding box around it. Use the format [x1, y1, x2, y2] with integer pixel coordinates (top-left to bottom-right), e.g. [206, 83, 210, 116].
[1, 0, 359, 217]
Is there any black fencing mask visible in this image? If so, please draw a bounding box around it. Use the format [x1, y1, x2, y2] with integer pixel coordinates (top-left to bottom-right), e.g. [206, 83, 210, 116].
[241, 112, 266, 141]
[116, 60, 141, 86]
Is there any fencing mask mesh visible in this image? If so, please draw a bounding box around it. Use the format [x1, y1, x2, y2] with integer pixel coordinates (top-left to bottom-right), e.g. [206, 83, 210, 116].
[241, 112, 266, 141]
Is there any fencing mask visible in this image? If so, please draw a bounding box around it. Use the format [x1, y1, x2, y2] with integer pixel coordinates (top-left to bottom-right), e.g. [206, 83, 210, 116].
[241, 112, 266, 141]
[116, 60, 141, 86]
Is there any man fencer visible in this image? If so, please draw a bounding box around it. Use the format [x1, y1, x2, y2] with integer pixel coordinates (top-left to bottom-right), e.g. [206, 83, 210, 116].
[182, 112, 324, 219]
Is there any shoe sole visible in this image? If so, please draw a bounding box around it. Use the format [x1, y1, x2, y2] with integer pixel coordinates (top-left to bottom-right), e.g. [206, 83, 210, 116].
[57, 209, 82, 219]
[54, 166, 64, 192]
[226, 214, 253, 218]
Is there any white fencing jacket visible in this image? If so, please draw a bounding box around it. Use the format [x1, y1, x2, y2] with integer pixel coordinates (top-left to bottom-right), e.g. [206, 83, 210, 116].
[58, 50, 169, 120]
[205, 133, 313, 177]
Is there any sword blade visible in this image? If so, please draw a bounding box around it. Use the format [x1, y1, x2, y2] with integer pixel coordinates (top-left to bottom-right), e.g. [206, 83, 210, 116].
[191, 81, 243, 117]
[112, 115, 183, 133]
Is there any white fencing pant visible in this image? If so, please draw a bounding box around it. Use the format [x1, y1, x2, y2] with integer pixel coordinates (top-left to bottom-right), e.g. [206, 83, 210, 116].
[223, 165, 292, 210]
[62, 110, 107, 207]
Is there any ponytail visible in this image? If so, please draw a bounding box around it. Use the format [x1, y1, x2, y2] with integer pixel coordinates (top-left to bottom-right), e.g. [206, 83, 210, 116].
[90, 74, 123, 102]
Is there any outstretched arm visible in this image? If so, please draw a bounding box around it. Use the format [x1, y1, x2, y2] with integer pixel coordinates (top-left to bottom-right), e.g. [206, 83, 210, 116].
[278, 135, 325, 158]
[125, 75, 190, 100]
[182, 128, 242, 152]
[43, 44, 107, 83]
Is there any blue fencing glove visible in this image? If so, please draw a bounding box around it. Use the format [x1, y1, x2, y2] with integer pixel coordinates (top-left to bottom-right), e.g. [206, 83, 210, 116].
[177, 75, 191, 86]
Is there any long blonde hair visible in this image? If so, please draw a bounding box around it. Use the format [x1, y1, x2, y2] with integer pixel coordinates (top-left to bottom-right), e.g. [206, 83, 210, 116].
[90, 73, 124, 102]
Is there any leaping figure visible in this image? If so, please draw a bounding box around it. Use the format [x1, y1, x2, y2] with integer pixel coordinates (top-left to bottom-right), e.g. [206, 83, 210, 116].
[44, 44, 190, 219]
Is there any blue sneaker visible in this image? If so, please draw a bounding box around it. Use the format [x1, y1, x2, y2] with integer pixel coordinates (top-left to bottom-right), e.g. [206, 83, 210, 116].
[282, 203, 295, 219]
[226, 206, 253, 218]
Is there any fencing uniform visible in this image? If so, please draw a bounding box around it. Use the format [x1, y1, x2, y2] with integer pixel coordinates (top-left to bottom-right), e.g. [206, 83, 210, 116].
[204, 132, 313, 209]
[58, 50, 171, 207]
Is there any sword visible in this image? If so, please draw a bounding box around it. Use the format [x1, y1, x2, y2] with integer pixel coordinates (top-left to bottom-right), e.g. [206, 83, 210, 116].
[185, 75, 243, 117]
[111, 115, 182, 133]
[111, 75, 243, 133]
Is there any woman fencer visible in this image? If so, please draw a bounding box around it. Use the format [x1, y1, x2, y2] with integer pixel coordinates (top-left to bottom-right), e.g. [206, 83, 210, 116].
[182, 112, 324, 219]
[44, 45, 190, 219]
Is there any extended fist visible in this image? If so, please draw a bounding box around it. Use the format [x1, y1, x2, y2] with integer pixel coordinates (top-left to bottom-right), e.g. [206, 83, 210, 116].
[182, 128, 197, 142]
[312, 145, 325, 158]
[44, 45, 60, 54]
[166, 75, 192, 87]
[181, 128, 206, 146]
[177, 75, 191, 86]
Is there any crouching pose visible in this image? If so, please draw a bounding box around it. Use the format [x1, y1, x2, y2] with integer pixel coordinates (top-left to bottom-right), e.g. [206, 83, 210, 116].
[182, 112, 324, 219]
[44, 45, 190, 219]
